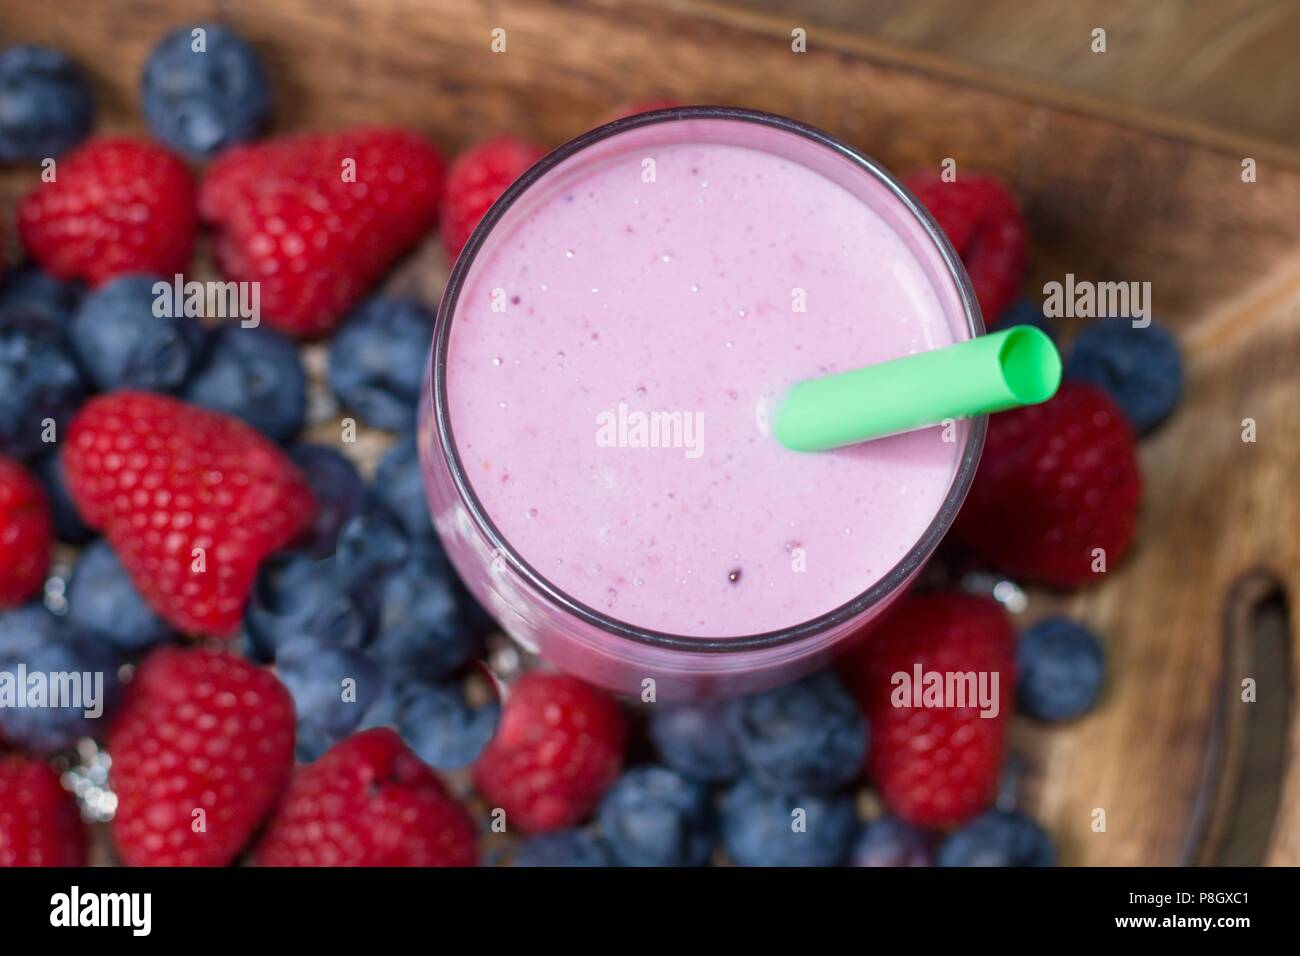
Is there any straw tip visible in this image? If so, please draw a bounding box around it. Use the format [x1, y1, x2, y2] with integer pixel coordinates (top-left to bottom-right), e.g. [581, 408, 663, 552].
[997, 325, 1061, 406]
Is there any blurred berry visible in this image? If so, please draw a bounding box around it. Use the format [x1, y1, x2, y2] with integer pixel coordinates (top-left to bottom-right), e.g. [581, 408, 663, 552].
[597, 765, 714, 867]
[243, 553, 371, 663]
[333, 506, 410, 592]
[648, 699, 743, 782]
[0, 315, 86, 458]
[936, 810, 1055, 867]
[850, 816, 932, 867]
[31, 450, 94, 544]
[141, 23, 271, 159]
[372, 540, 479, 681]
[396, 680, 499, 770]
[374, 433, 434, 539]
[276, 636, 382, 748]
[721, 778, 857, 867]
[727, 670, 867, 794]
[514, 828, 614, 867]
[0, 265, 83, 326]
[288, 444, 365, 558]
[0, 46, 94, 162]
[66, 539, 172, 652]
[328, 297, 434, 431]
[1017, 615, 1105, 721]
[1064, 319, 1182, 433]
[182, 324, 306, 442]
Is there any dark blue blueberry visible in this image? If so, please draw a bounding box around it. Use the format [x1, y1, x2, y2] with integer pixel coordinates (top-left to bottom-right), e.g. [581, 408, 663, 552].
[0, 314, 87, 458]
[69, 275, 205, 393]
[720, 778, 857, 867]
[371, 540, 480, 681]
[0, 623, 123, 753]
[597, 765, 714, 867]
[66, 540, 172, 652]
[287, 444, 365, 558]
[358, 678, 404, 731]
[727, 670, 867, 795]
[182, 324, 305, 442]
[1064, 319, 1182, 433]
[850, 816, 932, 867]
[328, 297, 434, 431]
[276, 636, 382, 739]
[374, 433, 433, 539]
[515, 829, 615, 867]
[396, 681, 499, 770]
[936, 810, 1055, 867]
[648, 700, 743, 782]
[292, 721, 338, 763]
[31, 450, 94, 544]
[333, 506, 410, 593]
[242, 553, 372, 663]
[141, 24, 271, 159]
[993, 296, 1057, 340]
[1016, 615, 1105, 721]
[0, 46, 94, 162]
[0, 602, 61, 660]
[0, 265, 84, 326]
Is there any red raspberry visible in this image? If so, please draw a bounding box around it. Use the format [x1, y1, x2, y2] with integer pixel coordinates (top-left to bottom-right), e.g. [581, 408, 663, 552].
[839, 592, 1014, 827]
[200, 127, 445, 337]
[63, 391, 316, 635]
[253, 728, 478, 867]
[904, 171, 1028, 326]
[953, 381, 1141, 586]
[0, 457, 52, 608]
[108, 647, 295, 866]
[17, 137, 197, 285]
[472, 672, 625, 833]
[0, 754, 87, 866]
[441, 135, 545, 262]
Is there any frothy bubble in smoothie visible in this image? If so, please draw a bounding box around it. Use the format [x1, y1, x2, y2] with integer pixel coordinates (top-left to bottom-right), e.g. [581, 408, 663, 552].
[446, 138, 961, 638]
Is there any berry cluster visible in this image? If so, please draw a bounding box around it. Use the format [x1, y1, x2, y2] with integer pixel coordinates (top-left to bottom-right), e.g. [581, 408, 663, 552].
[0, 21, 1182, 870]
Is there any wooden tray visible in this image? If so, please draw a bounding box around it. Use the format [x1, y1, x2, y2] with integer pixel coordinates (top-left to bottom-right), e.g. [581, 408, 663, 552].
[2, 0, 1297, 866]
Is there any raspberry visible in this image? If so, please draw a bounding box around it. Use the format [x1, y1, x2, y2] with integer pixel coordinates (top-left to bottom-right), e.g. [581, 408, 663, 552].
[18, 137, 197, 285]
[0, 754, 87, 866]
[108, 647, 296, 866]
[254, 728, 478, 866]
[0, 456, 52, 608]
[63, 391, 316, 635]
[472, 672, 625, 833]
[904, 171, 1028, 326]
[441, 135, 545, 262]
[839, 592, 1014, 827]
[952, 381, 1141, 586]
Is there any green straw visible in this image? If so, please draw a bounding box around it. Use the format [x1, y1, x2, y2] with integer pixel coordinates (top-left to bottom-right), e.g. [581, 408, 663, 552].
[774, 325, 1061, 452]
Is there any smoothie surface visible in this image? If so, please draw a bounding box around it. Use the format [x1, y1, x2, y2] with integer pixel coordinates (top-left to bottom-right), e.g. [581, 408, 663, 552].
[446, 139, 961, 638]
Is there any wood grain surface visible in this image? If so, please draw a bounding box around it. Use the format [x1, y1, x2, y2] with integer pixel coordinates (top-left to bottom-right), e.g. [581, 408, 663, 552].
[1, 0, 1297, 866]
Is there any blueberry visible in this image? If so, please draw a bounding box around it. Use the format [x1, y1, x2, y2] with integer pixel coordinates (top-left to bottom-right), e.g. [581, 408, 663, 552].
[1016, 615, 1105, 721]
[727, 670, 867, 795]
[141, 24, 271, 159]
[0, 315, 87, 458]
[993, 296, 1057, 340]
[276, 636, 381, 739]
[396, 681, 499, 770]
[0, 265, 84, 327]
[66, 540, 172, 652]
[243, 553, 372, 663]
[1064, 319, 1182, 433]
[287, 445, 365, 558]
[721, 778, 857, 867]
[515, 829, 615, 867]
[0, 623, 123, 753]
[597, 765, 714, 867]
[182, 324, 305, 442]
[70, 275, 205, 393]
[649, 700, 743, 782]
[850, 816, 932, 867]
[328, 298, 434, 431]
[371, 540, 480, 681]
[333, 506, 410, 593]
[0, 46, 94, 162]
[0, 602, 61, 660]
[31, 450, 94, 544]
[374, 434, 434, 539]
[936, 810, 1055, 867]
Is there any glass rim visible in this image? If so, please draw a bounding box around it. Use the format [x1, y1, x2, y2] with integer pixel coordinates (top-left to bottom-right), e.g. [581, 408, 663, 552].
[430, 105, 987, 654]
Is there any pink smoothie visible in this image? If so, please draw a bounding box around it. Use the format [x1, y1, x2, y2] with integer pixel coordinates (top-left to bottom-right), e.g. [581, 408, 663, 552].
[445, 137, 962, 639]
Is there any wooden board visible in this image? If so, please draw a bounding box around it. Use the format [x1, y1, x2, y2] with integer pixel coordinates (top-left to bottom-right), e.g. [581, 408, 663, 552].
[2, 0, 1297, 866]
